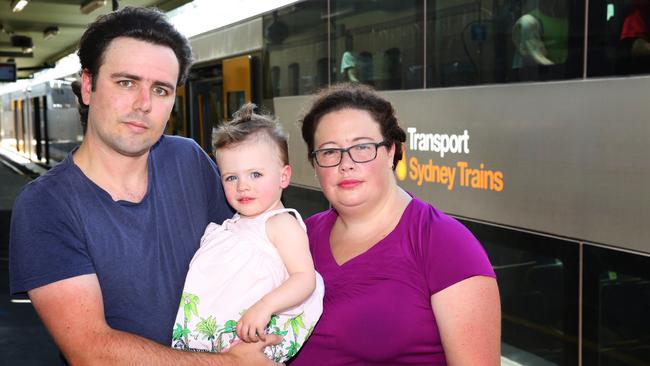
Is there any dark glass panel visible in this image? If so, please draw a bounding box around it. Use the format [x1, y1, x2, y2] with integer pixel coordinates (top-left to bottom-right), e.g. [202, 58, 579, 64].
[427, 0, 584, 87]
[262, 1, 328, 97]
[583, 245, 650, 366]
[187, 65, 223, 154]
[282, 185, 330, 219]
[167, 92, 187, 137]
[588, 0, 650, 77]
[330, 0, 424, 90]
[461, 219, 579, 365]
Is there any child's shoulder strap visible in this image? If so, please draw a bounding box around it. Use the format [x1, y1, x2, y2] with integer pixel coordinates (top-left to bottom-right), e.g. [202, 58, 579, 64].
[258, 208, 306, 232]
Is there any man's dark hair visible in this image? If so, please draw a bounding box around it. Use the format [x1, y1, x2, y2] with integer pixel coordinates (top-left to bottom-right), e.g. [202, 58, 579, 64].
[300, 83, 406, 170]
[73, 6, 192, 128]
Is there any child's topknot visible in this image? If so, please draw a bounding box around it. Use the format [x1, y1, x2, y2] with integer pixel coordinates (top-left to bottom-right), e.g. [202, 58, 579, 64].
[213, 103, 289, 165]
[231, 102, 256, 124]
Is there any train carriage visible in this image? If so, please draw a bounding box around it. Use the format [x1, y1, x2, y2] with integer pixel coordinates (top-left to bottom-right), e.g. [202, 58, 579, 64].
[1, 1, 649, 365]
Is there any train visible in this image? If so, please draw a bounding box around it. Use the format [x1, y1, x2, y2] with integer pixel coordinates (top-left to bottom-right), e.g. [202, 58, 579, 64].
[1, 1, 649, 365]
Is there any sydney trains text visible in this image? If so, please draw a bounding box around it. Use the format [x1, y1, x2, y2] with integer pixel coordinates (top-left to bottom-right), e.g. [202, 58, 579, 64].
[406, 159, 504, 192]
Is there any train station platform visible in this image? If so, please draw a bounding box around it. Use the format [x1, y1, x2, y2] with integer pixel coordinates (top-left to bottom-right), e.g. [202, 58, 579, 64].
[0, 153, 59, 364]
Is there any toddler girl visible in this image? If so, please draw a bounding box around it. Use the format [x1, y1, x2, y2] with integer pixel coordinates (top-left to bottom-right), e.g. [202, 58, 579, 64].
[171, 104, 324, 362]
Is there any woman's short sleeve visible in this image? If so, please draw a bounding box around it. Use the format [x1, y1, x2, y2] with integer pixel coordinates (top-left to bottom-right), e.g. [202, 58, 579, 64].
[413, 203, 496, 295]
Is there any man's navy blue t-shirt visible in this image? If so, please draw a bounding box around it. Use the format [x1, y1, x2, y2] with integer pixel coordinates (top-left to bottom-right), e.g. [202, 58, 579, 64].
[9, 135, 232, 347]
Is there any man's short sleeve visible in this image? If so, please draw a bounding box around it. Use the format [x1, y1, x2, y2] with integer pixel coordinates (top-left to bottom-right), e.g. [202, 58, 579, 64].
[9, 185, 94, 295]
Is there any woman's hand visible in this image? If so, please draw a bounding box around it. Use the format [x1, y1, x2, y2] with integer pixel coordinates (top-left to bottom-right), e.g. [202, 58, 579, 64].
[236, 299, 273, 343]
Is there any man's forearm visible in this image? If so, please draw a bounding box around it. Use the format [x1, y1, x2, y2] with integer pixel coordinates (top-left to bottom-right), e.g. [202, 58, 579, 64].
[64, 328, 235, 366]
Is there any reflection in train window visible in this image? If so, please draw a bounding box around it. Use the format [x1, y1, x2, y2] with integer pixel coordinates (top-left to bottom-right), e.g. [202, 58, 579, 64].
[588, 0, 650, 77]
[330, 0, 424, 90]
[583, 246, 650, 366]
[426, 0, 584, 87]
[263, 1, 327, 97]
[460, 219, 579, 365]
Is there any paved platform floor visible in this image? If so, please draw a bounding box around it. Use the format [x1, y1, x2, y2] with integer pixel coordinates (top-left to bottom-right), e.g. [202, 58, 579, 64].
[0, 260, 60, 364]
[1, 163, 60, 364]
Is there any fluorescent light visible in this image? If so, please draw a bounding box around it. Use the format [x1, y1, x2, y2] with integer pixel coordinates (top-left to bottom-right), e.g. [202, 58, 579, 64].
[80, 0, 106, 15]
[11, 298, 31, 304]
[11, 0, 28, 13]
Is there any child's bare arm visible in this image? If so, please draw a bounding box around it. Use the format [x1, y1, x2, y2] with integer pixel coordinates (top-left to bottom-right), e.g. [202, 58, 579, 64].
[236, 213, 316, 343]
[264, 212, 317, 311]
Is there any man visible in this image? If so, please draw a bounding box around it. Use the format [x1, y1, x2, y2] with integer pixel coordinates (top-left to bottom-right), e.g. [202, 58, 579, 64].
[9, 7, 280, 365]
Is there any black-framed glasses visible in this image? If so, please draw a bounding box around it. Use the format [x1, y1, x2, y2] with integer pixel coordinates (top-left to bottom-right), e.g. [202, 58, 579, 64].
[311, 141, 390, 168]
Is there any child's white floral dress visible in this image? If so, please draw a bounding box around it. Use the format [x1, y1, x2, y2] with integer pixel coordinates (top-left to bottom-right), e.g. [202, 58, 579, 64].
[172, 208, 324, 362]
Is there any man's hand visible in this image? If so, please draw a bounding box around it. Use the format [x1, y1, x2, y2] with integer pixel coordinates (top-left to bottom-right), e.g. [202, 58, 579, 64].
[225, 333, 284, 365]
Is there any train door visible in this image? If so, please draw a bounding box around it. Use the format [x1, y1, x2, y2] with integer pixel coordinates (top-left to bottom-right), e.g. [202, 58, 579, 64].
[187, 64, 223, 154]
[13, 99, 25, 154]
[41, 96, 50, 164]
[185, 55, 254, 156]
[31, 97, 42, 162]
[166, 85, 187, 137]
[23, 96, 33, 160]
[31, 95, 49, 164]
[222, 55, 252, 119]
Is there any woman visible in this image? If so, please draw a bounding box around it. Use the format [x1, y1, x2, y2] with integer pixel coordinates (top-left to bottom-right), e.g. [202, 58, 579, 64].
[290, 83, 501, 365]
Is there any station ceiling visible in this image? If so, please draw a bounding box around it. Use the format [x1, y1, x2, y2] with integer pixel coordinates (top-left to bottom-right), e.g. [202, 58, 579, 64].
[0, 0, 192, 80]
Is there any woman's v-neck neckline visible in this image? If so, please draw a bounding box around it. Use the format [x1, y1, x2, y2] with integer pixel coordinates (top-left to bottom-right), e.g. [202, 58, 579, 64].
[325, 197, 415, 268]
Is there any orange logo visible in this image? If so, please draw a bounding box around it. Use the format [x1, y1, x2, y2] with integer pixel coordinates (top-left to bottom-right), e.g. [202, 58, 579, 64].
[395, 146, 407, 181]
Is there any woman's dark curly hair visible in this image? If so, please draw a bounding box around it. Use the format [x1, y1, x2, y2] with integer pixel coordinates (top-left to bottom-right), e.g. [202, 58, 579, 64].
[300, 83, 406, 170]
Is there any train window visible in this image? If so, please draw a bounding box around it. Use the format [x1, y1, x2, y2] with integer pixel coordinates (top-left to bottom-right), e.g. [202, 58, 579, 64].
[167, 87, 187, 137]
[288, 63, 300, 95]
[426, 0, 584, 87]
[187, 65, 223, 153]
[0, 98, 15, 152]
[330, 0, 424, 90]
[587, 0, 650, 77]
[49, 84, 76, 108]
[271, 66, 281, 97]
[460, 219, 579, 365]
[263, 1, 328, 97]
[583, 245, 650, 366]
[226, 91, 246, 120]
